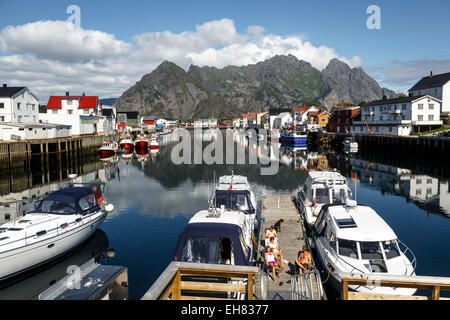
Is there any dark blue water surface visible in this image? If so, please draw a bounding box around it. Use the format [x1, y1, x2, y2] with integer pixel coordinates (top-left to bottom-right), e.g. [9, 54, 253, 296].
[1, 132, 450, 300]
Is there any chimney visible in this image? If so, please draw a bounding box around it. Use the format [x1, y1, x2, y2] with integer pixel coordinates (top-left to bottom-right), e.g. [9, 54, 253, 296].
[430, 71, 434, 77]
[66, 92, 70, 96]
[2, 84, 6, 88]
[82, 92, 85, 96]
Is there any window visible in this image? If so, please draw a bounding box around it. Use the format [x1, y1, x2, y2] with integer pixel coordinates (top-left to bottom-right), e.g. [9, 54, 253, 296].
[0, 116, 4, 122]
[0, 103, 4, 109]
[338, 239, 358, 259]
[315, 188, 330, 204]
[402, 104, 407, 110]
[18, 115, 22, 123]
[360, 242, 383, 260]
[78, 193, 97, 211]
[418, 104, 424, 110]
[427, 179, 432, 184]
[429, 115, 434, 121]
[52, 110, 58, 114]
[325, 226, 336, 252]
[68, 110, 73, 115]
[416, 179, 422, 184]
[17, 102, 21, 109]
[67, 99, 73, 106]
[382, 240, 400, 259]
[418, 115, 424, 121]
[429, 104, 434, 110]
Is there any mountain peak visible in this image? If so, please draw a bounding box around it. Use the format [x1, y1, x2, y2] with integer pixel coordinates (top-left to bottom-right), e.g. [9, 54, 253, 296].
[115, 56, 396, 120]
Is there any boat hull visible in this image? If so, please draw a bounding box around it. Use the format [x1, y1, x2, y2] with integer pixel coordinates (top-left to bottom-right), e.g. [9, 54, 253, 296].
[0, 214, 106, 282]
[99, 149, 116, 158]
[135, 141, 149, 149]
[119, 143, 134, 150]
[281, 133, 307, 148]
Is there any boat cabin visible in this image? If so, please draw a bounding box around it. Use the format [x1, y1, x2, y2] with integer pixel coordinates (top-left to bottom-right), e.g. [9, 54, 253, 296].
[313, 203, 415, 275]
[213, 175, 257, 216]
[299, 171, 351, 208]
[172, 210, 254, 266]
[28, 187, 101, 216]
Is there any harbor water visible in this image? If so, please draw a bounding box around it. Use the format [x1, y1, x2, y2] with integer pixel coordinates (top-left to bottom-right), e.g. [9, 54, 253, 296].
[1, 131, 450, 300]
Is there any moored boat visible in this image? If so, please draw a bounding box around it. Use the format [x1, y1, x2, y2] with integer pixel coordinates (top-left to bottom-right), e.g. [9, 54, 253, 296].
[0, 186, 114, 282]
[295, 170, 352, 226]
[280, 126, 307, 149]
[119, 135, 134, 150]
[343, 136, 358, 150]
[149, 137, 159, 150]
[98, 141, 118, 158]
[134, 134, 149, 149]
[312, 202, 417, 296]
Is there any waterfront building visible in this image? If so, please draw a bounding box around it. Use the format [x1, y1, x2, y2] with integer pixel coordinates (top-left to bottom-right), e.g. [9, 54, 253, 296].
[409, 71, 450, 114]
[0, 123, 71, 141]
[327, 106, 360, 133]
[350, 95, 442, 136]
[40, 93, 100, 136]
[141, 116, 156, 131]
[293, 105, 320, 125]
[0, 84, 39, 124]
[157, 118, 178, 128]
[99, 105, 117, 135]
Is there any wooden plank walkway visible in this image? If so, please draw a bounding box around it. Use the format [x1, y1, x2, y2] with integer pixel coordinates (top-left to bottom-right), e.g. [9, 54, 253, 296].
[254, 195, 324, 300]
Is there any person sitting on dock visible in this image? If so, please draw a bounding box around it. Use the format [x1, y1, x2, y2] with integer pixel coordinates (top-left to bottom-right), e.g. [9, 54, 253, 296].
[295, 246, 312, 275]
[268, 237, 284, 264]
[265, 247, 284, 282]
[265, 226, 278, 246]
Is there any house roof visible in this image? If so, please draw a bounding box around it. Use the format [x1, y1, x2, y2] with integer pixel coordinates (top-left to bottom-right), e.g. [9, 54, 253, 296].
[79, 96, 98, 109]
[46, 95, 98, 109]
[409, 72, 450, 91]
[363, 95, 440, 107]
[0, 86, 26, 98]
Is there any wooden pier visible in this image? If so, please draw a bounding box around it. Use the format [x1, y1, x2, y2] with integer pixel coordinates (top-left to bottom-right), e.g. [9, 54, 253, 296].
[0, 135, 105, 171]
[254, 195, 325, 300]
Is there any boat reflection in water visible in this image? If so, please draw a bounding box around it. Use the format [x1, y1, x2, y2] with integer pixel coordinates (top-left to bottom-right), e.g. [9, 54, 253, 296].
[0, 229, 110, 300]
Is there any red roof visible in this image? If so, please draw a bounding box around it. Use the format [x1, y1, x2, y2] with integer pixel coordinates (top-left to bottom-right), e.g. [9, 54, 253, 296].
[46, 96, 63, 109]
[79, 96, 98, 109]
[46, 95, 98, 110]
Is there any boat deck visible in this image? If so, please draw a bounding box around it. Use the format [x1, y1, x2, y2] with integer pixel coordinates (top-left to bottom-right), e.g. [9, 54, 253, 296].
[254, 195, 325, 300]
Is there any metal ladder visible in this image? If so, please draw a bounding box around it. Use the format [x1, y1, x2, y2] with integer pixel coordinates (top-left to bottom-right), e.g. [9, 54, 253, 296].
[291, 269, 324, 300]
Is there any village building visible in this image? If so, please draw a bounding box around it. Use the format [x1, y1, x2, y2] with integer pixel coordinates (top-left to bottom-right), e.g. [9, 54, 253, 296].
[40, 93, 100, 136]
[350, 95, 442, 136]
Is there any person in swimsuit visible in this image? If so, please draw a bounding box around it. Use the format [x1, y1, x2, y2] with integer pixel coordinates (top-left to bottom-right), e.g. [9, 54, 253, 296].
[295, 246, 312, 274]
[268, 237, 284, 264]
[265, 226, 278, 247]
[265, 246, 284, 282]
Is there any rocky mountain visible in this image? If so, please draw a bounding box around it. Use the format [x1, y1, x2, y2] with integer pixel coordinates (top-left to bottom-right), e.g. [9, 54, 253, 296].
[114, 55, 397, 120]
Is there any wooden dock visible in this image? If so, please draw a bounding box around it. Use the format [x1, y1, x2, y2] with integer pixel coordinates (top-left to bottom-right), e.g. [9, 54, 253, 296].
[254, 195, 325, 300]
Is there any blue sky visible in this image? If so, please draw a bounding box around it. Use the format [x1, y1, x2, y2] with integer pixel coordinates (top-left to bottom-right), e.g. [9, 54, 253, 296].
[0, 0, 449, 99]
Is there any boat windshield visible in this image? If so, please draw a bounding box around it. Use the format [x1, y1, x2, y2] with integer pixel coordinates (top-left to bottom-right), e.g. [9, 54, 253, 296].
[382, 240, 401, 259]
[181, 236, 233, 265]
[315, 188, 330, 204]
[29, 199, 76, 215]
[331, 187, 350, 205]
[338, 239, 358, 259]
[360, 241, 384, 260]
[214, 191, 255, 214]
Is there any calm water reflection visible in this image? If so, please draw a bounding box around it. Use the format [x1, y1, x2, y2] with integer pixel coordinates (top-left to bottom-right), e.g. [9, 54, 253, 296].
[1, 131, 450, 299]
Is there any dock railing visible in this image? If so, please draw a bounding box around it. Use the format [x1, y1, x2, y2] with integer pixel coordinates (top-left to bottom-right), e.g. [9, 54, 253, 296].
[341, 273, 450, 300]
[141, 262, 259, 300]
[291, 269, 324, 300]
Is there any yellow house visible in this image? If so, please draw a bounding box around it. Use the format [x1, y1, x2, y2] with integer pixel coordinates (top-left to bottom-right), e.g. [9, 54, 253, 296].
[315, 111, 330, 127]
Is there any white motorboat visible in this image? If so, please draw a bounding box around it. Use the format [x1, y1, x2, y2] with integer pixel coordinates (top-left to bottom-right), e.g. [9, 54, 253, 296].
[295, 170, 352, 226]
[343, 137, 358, 150]
[0, 186, 114, 281]
[312, 202, 417, 296]
[149, 136, 159, 150]
[134, 134, 149, 149]
[212, 174, 258, 229]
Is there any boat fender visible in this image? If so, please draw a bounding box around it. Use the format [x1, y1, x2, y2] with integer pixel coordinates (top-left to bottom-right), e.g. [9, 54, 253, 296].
[98, 197, 108, 206]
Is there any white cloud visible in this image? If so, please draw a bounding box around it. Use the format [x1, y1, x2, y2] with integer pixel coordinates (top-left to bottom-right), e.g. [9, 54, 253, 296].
[0, 18, 364, 101]
[0, 20, 130, 63]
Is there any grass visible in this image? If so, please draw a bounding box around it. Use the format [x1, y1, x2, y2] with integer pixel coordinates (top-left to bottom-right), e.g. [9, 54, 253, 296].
[413, 125, 450, 136]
